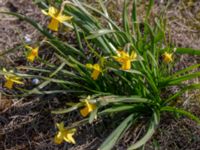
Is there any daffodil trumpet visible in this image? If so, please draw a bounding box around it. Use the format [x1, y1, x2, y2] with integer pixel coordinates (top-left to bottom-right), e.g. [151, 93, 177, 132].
[80, 96, 97, 117]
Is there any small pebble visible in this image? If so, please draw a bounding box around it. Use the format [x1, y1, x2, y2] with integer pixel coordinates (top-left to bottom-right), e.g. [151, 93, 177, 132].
[24, 34, 32, 43]
[32, 78, 40, 85]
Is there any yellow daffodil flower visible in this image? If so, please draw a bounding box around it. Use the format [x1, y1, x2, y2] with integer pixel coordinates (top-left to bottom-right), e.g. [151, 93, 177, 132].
[163, 52, 173, 63]
[42, 6, 73, 31]
[80, 96, 96, 117]
[25, 46, 39, 62]
[86, 63, 102, 80]
[54, 122, 76, 144]
[114, 50, 137, 70]
[3, 68, 23, 89]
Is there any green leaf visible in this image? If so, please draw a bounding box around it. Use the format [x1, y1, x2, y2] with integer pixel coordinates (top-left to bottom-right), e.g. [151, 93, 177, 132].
[98, 114, 137, 150]
[171, 64, 200, 77]
[86, 29, 116, 40]
[175, 47, 200, 56]
[122, 0, 131, 34]
[128, 111, 159, 150]
[167, 72, 200, 85]
[97, 95, 149, 105]
[145, 0, 154, 20]
[164, 84, 200, 104]
[52, 103, 82, 114]
[102, 105, 136, 113]
[161, 106, 200, 124]
[89, 108, 98, 123]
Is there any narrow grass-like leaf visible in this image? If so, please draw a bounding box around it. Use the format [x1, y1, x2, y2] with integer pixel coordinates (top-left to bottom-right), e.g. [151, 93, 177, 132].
[128, 112, 159, 150]
[52, 103, 82, 114]
[171, 64, 200, 77]
[164, 84, 200, 104]
[86, 29, 116, 40]
[98, 114, 137, 150]
[175, 47, 200, 56]
[167, 72, 200, 85]
[145, 0, 154, 20]
[97, 95, 149, 104]
[89, 108, 98, 123]
[101, 105, 136, 113]
[161, 106, 200, 124]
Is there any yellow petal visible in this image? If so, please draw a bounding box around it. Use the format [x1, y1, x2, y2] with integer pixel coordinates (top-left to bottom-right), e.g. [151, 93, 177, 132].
[48, 6, 58, 17]
[130, 51, 137, 60]
[27, 54, 36, 62]
[10, 78, 23, 84]
[80, 107, 89, 117]
[25, 45, 33, 51]
[54, 132, 63, 144]
[41, 10, 48, 15]
[88, 103, 96, 112]
[64, 133, 76, 144]
[85, 100, 96, 113]
[57, 14, 73, 23]
[93, 64, 101, 71]
[114, 56, 124, 63]
[3, 68, 7, 72]
[56, 122, 65, 131]
[163, 52, 173, 63]
[4, 80, 14, 89]
[48, 18, 60, 31]
[91, 70, 100, 80]
[86, 63, 93, 69]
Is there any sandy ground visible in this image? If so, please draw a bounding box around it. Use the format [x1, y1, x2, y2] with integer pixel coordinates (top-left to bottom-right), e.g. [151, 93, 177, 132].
[0, 0, 200, 150]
